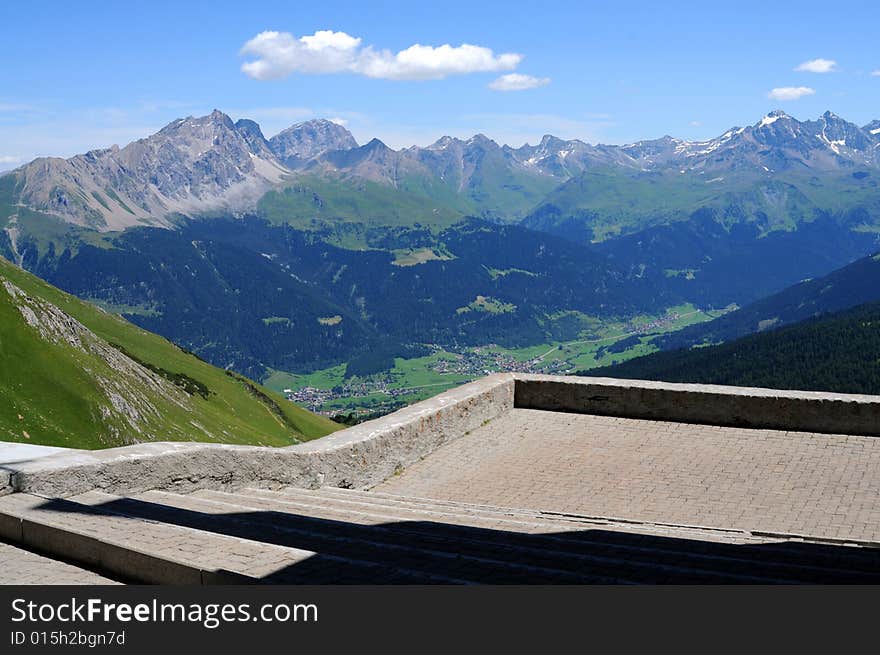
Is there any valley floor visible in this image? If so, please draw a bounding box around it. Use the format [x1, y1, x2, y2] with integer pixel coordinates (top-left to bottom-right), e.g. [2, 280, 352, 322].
[264, 304, 722, 417]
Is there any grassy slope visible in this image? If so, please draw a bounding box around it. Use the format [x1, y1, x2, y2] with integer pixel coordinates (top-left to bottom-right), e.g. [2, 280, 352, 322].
[258, 165, 561, 244]
[0, 256, 339, 449]
[258, 174, 466, 231]
[526, 168, 880, 241]
[656, 252, 880, 351]
[459, 156, 561, 220]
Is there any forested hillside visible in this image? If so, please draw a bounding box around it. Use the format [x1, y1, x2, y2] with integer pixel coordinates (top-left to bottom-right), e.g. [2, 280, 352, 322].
[584, 301, 880, 395]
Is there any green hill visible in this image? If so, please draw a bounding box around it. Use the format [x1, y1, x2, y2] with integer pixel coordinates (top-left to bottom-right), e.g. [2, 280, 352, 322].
[0, 256, 340, 449]
[257, 173, 467, 237]
[656, 252, 880, 351]
[583, 301, 880, 395]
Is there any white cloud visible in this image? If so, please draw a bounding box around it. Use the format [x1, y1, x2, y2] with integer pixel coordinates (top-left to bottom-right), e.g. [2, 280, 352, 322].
[794, 58, 838, 73]
[767, 86, 816, 101]
[488, 73, 550, 91]
[0, 155, 21, 164]
[872, 70, 880, 77]
[689, 120, 702, 127]
[240, 30, 522, 81]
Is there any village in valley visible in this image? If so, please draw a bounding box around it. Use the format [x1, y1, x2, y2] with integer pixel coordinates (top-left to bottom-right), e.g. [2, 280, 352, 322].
[281, 306, 715, 419]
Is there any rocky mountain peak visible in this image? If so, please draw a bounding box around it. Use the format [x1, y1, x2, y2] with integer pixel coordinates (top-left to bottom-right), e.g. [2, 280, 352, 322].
[427, 135, 458, 150]
[233, 119, 274, 158]
[209, 108, 234, 125]
[363, 137, 389, 150]
[531, 135, 578, 154]
[755, 110, 793, 128]
[6, 109, 880, 234]
[10, 110, 289, 231]
[234, 118, 266, 139]
[467, 133, 498, 148]
[268, 119, 358, 167]
[811, 111, 875, 155]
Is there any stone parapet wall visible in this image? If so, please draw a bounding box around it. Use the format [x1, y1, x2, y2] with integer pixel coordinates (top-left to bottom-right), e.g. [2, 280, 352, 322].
[515, 374, 880, 437]
[5, 373, 880, 498]
[4, 374, 515, 498]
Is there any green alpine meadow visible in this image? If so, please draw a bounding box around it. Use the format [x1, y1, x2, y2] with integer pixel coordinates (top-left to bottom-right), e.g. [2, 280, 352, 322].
[0, 255, 339, 449]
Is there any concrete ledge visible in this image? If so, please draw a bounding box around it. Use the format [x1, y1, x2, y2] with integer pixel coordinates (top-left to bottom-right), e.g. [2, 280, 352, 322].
[19, 518, 208, 584]
[2, 374, 515, 498]
[513, 374, 880, 436]
[6, 373, 880, 499]
[1, 508, 250, 585]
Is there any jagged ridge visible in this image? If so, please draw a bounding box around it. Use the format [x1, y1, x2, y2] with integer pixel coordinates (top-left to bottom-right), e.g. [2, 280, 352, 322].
[4, 109, 877, 231]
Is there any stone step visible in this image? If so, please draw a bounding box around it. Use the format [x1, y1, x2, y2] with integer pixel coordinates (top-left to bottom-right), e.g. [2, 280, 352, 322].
[278, 486, 604, 532]
[264, 487, 880, 584]
[0, 541, 122, 585]
[307, 487, 880, 577]
[0, 492, 469, 584]
[265, 486, 598, 534]
[140, 490, 629, 584]
[197, 489, 677, 583]
[305, 486, 766, 541]
[3, 487, 878, 584]
[189, 488, 851, 584]
[321, 486, 571, 519]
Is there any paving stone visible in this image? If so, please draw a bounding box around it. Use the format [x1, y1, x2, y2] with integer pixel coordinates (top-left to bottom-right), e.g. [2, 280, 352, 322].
[374, 408, 880, 543]
[0, 541, 119, 585]
[3, 406, 880, 584]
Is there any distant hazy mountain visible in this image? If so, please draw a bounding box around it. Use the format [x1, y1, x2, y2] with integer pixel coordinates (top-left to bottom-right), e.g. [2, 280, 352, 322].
[2, 113, 366, 233]
[6, 108, 877, 233]
[620, 110, 879, 173]
[508, 134, 635, 177]
[269, 119, 359, 168]
[303, 133, 563, 218]
[524, 110, 880, 243]
[5, 110, 291, 230]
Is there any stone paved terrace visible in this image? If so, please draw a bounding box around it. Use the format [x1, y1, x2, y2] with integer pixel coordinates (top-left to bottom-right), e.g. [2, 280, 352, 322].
[2, 374, 880, 584]
[376, 409, 880, 542]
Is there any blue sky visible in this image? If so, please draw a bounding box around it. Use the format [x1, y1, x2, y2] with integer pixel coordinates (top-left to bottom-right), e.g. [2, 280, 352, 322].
[2, 0, 879, 165]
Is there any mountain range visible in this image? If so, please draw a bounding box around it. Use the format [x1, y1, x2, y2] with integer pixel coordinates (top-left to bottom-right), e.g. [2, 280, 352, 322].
[5, 109, 880, 233]
[3, 108, 880, 387]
